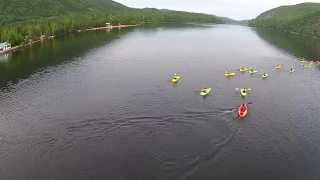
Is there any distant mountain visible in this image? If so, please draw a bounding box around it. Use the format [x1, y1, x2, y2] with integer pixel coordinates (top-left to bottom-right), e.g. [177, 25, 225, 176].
[219, 17, 239, 24]
[250, 3, 320, 38]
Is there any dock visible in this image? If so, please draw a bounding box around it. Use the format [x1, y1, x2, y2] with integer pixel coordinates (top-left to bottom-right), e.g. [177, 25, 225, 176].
[86, 24, 138, 31]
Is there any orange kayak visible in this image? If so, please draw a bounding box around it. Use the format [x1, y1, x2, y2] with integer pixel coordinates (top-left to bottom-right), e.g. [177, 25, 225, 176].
[238, 103, 248, 119]
[275, 64, 283, 70]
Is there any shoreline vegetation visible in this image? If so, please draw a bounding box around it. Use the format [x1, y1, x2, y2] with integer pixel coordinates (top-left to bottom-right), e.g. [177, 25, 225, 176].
[0, 13, 220, 55]
[0, 23, 140, 55]
[249, 3, 320, 40]
[0, 0, 223, 54]
[2, 1, 319, 57]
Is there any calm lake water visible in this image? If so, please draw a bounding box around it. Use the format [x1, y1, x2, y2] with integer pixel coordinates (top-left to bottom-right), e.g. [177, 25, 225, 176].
[1, 24, 320, 180]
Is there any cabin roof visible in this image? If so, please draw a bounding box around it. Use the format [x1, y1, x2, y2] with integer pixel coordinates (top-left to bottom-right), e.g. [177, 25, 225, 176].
[0, 42, 10, 46]
[0, 42, 11, 48]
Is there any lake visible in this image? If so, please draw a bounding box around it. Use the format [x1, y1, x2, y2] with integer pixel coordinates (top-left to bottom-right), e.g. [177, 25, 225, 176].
[0, 24, 320, 180]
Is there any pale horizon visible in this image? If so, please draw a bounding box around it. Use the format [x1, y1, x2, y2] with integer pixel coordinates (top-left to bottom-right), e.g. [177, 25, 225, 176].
[116, 0, 320, 20]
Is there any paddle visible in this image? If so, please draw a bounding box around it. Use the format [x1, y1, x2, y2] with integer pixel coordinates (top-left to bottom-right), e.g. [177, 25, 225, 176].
[230, 102, 253, 111]
[235, 88, 252, 92]
[194, 87, 209, 93]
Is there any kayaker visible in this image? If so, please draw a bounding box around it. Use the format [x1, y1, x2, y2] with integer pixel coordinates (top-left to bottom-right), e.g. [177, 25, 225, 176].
[170, 73, 182, 84]
[238, 103, 248, 119]
[262, 73, 269, 79]
[276, 64, 284, 70]
[199, 87, 212, 97]
[290, 67, 295, 73]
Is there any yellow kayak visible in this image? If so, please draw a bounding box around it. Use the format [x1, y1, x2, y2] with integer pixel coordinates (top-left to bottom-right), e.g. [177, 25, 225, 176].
[200, 88, 212, 97]
[248, 69, 258, 75]
[171, 74, 182, 83]
[224, 72, 236, 78]
[239, 67, 249, 73]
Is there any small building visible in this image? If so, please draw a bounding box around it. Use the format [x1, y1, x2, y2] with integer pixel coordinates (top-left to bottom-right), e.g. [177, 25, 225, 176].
[0, 42, 11, 52]
[106, 23, 111, 29]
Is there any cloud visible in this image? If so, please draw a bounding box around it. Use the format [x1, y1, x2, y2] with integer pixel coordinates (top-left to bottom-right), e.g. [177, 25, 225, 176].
[116, 0, 320, 20]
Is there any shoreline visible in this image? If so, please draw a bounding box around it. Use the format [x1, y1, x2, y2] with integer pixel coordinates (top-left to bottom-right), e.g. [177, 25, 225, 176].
[252, 26, 320, 39]
[0, 23, 140, 56]
[86, 24, 139, 31]
[0, 35, 55, 55]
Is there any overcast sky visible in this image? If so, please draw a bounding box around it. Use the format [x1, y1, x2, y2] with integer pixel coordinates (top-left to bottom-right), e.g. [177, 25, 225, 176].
[116, 0, 320, 20]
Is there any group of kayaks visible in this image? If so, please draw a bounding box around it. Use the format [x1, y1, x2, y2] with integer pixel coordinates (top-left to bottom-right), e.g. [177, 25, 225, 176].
[170, 73, 249, 119]
[224, 63, 302, 80]
[225, 67, 268, 80]
[294, 57, 318, 69]
[169, 59, 318, 119]
[298, 57, 320, 68]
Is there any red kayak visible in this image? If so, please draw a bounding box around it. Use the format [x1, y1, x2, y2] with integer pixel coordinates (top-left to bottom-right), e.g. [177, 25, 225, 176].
[238, 103, 248, 119]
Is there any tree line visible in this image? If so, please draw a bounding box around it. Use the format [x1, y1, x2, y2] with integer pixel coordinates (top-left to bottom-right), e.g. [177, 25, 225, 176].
[0, 9, 222, 46]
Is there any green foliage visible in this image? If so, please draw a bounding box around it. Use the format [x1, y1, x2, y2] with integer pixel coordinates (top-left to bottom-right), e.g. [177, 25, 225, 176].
[250, 3, 320, 38]
[0, 0, 126, 25]
[0, 0, 222, 46]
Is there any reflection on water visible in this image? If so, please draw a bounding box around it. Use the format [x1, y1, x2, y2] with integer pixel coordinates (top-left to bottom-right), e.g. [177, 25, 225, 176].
[0, 53, 9, 63]
[0, 29, 132, 87]
[256, 28, 320, 60]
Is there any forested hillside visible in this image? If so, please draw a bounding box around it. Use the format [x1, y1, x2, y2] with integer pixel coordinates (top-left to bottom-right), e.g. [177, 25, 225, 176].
[250, 3, 320, 38]
[0, 0, 223, 45]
